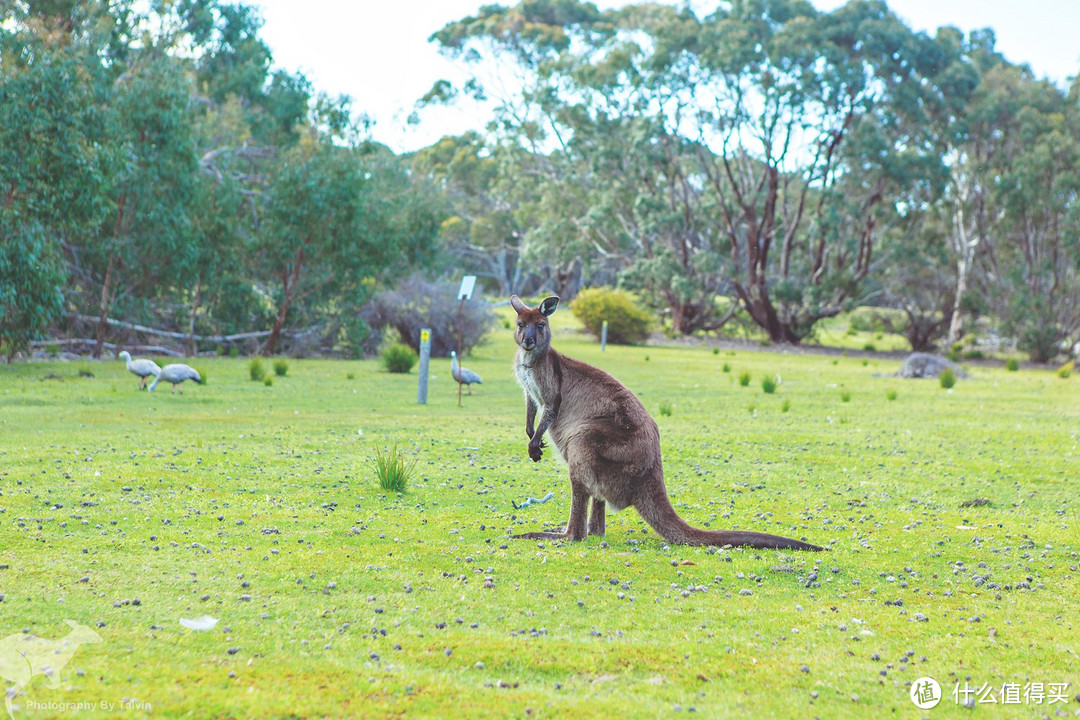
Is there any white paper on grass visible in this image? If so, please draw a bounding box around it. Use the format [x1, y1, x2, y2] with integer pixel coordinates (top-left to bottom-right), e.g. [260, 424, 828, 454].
[179, 615, 219, 631]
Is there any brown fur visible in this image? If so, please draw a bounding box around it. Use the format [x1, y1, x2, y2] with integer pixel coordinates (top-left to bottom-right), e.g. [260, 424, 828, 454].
[509, 294, 823, 551]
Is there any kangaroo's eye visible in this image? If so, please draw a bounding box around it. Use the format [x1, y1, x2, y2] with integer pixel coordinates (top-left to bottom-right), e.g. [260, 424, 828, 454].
[517, 322, 524, 329]
[537, 323, 545, 330]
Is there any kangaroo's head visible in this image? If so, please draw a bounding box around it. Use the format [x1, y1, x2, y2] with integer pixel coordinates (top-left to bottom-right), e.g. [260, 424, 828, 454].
[510, 295, 559, 355]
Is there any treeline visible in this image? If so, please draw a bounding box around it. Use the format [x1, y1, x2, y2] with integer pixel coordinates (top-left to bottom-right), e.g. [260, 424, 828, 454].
[2, 0, 1079, 362]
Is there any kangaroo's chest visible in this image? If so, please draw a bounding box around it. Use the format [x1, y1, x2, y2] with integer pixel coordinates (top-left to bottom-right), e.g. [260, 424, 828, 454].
[514, 362, 546, 407]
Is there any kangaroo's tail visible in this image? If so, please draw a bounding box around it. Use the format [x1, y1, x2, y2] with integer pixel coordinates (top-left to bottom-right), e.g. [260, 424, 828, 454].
[635, 489, 823, 551]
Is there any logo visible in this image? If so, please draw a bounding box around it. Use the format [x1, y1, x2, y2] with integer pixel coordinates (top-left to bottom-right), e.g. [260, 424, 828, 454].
[911, 676, 942, 709]
[0, 621, 102, 719]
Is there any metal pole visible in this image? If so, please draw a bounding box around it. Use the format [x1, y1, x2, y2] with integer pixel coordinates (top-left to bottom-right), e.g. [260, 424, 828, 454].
[457, 297, 465, 407]
[418, 328, 431, 404]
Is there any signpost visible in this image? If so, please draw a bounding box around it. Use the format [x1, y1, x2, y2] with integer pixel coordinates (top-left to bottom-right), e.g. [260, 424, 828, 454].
[417, 328, 431, 404]
[456, 276, 477, 407]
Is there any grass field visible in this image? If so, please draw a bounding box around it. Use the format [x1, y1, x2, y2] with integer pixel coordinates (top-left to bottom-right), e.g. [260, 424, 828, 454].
[1, 313, 1078, 719]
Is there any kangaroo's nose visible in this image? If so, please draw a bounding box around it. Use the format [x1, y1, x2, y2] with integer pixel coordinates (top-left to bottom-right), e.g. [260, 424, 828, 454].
[522, 338, 536, 350]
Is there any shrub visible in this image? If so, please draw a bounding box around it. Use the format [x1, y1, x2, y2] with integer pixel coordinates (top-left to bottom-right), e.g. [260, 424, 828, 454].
[658, 401, 673, 417]
[263, 376, 273, 387]
[273, 359, 289, 377]
[373, 445, 415, 492]
[863, 343, 876, 352]
[781, 398, 791, 412]
[570, 287, 654, 345]
[1005, 358, 1020, 372]
[947, 343, 963, 362]
[249, 357, 266, 382]
[347, 372, 356, 380]
[963, 349, 985, 360]
[382, 343, 418, 374]
[886, 389, 898, 401]
[712, 347, 719, 355]
[761, 376, 777, 394]
[1057, 361, 1073, 379]
[229, 346, 239, 359]
[840, 391, 852, 402]
[738, 371, 751, 387]
[939, 368, 957, 389]
[363, 274, 495, 358]
[722, 362, 731, 373]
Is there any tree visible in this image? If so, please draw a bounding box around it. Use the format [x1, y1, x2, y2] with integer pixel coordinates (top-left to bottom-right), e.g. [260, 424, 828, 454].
[432, 0, 945, 341]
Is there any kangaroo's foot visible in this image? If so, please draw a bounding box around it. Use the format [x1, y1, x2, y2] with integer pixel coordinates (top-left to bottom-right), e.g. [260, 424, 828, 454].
[511, 528, 587, 541]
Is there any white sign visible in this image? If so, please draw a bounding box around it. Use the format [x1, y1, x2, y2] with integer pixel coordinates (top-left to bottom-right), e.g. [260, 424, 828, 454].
[458, 275, 477, 300]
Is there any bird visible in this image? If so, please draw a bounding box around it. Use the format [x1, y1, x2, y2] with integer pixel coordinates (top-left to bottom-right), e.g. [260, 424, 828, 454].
[450, 351, 482, 394]
[118, 350, 161, 390]
[149, 363, 202, 394]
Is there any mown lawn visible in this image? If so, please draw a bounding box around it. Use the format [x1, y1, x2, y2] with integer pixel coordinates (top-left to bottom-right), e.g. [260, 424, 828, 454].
[1, 316, 1077, 718]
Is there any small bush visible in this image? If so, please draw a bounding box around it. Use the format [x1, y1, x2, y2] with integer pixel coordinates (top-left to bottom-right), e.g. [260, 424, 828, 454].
[382, 343, 418, 374]
[781, 398, 791, 413]
[263, 376, 273, 387]
[273, 359, 289, 377]
[761, 376, 777, 394]
[658, 401, 673, 417]
[347, 372, 356, 380]
[229, 346, 239, 358]
[863, 343, 876, 352]
[1005, 358, 1020, 372]
[947, 343, 963, 362]
[249, 357, 266, 382]
[712, 347, 719, 355]
[738, 371, 751, 387]
[722, 362, 731, 373]
[570, 287, 654, 345]
[373, 445, 415, 492]
[1057, 361, 1073, 379]
[939, 368, 957, 389]
[886, 389, 898, 401]
[840, 391, 852, 402]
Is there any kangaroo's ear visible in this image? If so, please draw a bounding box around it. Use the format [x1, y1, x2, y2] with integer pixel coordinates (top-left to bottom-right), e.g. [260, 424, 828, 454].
[509, 295, 528, 314]
[539, 296, 560, 317]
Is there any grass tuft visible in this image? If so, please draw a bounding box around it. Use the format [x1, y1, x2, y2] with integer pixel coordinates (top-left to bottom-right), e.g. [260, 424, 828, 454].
[761, 375, 777, 394]
[658, 400, 673, 417]
[939, 368, 957, 389]
[249, 357, 266, 381]
[1005, 357, 1020, 372]
[886, 389, 898, 401]
[373, 445, 415, 492]
[273, 359, 289, 377]
[738, 370, 751, 387]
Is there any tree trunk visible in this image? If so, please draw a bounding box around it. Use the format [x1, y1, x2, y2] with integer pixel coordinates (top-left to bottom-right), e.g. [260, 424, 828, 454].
[263, 246, 304, 355]
[188, 276, 202, 357]
[93, 252, 117, 358]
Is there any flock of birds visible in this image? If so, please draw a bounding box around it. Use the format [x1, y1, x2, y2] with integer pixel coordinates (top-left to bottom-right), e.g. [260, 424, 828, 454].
[118, 350, 482, 394]
[118, 351, 202, 393]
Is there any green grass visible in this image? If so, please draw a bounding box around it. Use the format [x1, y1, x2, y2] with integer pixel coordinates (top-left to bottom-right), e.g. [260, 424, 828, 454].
[1, 326, 1078, 718]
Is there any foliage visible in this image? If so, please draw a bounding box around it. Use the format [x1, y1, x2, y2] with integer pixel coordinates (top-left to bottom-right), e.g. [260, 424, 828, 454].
[248, 357, 266, 381]
[363, 274, 496, 357]
[569, 287, 653, 345]
[1005, 358, 1020, 372]
[381, 343, 418, 374]
[737, 371, 751, 387]
[273, 359, 289, 377]
[939, 368, 957, 389]
[263, 375, 273, 387]
[657, 400, 673, 417]
[761, 376, 777, 394]
[886, 389, 898, 401]
[372, 444, 415, 492]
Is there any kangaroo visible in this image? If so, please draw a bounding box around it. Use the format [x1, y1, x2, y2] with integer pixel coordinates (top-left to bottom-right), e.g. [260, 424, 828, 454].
[509, 294, 822, 551]
[0, 620, 102, 719]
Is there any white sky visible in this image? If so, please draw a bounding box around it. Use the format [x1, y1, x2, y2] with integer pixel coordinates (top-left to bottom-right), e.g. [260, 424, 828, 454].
[248, 0, 1080, 153]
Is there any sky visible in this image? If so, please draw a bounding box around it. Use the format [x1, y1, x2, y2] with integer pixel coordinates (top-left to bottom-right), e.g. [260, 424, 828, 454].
[248, 0, 1080, 153]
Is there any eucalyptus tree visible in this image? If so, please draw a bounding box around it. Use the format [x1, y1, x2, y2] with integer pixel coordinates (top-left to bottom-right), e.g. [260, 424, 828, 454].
[433, 0, 946, 341]
[0, 1, 119, 356]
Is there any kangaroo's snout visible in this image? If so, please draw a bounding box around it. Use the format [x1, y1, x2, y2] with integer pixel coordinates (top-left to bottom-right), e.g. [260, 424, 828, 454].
[521, 336, 536, 350]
